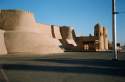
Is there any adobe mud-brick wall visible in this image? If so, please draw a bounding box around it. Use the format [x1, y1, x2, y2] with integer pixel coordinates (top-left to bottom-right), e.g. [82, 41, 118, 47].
[0, 10, 64, 55]
[0, 29, 7, 55]
[4, 31, 63, 55]
[0, 10, 37, 31]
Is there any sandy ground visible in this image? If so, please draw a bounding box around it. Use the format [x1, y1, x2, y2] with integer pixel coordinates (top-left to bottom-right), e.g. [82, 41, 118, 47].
[0, 52, 125, 82]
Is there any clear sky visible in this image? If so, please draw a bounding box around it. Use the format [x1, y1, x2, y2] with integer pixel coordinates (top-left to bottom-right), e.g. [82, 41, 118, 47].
[0, 0, 125, 45]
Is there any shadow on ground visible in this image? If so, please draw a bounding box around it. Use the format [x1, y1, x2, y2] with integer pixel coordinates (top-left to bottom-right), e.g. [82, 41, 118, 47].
[1, 59, 125, 77]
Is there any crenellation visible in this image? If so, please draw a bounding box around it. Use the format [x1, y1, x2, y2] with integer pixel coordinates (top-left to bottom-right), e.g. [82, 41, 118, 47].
[0, 9, 33, 16]
[0, 9, 36, 31]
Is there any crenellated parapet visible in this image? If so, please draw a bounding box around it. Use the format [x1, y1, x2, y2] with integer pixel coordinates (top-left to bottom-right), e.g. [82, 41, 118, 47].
[0, 9, 33, 17]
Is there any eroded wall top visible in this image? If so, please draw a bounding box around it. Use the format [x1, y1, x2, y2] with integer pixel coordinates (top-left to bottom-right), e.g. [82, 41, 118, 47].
[0, 9, 36, 31]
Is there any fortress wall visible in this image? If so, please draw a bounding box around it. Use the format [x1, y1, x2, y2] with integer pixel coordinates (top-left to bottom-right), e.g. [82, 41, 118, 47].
[37, 24, 64, 52]
[0, 10, 37, 31]
[0, 29, 7, 55]
[38, 24, 53, 38]
[51, 25, 62, 39]
[60, 27, 77, 46]
[103, 27, 108, 50]
[0, 10, 64, 55]
[4, 31, 64, 55]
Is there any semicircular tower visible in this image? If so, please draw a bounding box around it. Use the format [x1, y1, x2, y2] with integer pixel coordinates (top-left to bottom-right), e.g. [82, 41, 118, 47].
[60, 26, 77, 50]
[103, 27, 108, 50]
[94, 23, 104, 51]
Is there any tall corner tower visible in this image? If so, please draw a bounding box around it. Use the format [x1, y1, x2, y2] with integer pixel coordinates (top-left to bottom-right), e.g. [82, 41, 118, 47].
[94, 23, 104, 51]
[103, 27, 108, 50]
[94, 23, 100, 37]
